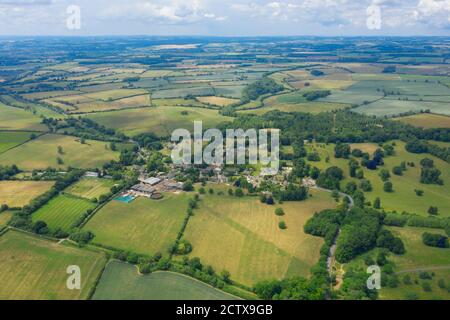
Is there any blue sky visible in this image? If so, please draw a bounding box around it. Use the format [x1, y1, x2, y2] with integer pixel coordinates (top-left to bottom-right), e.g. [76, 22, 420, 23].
[0, 0, 449, 36]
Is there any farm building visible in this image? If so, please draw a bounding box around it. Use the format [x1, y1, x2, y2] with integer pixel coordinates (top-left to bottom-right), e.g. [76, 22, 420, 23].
[141, 177, 161, 186]
[131, 184, 156, 197]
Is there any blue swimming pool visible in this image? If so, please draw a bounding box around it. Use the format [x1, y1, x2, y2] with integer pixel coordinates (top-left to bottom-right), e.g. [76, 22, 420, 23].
[114, 195, 135, 203]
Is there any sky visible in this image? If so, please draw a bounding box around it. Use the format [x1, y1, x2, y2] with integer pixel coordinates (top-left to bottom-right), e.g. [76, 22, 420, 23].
[0, 0, 449, 36]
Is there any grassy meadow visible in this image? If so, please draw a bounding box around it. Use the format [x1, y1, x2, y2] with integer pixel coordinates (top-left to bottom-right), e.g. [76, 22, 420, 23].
[0, 131, 40, 154]
[0, 134, 121, 170]
[0, 180, 54, 208]
[0, 103, 48, 132]
[85, 106, 231, 137]
[92, 261, 237, 300]
[305, 141, 450, 216]
[394, 113, 450, 129]
[84, 194, 189, 255]
[0, 230, 106, 300]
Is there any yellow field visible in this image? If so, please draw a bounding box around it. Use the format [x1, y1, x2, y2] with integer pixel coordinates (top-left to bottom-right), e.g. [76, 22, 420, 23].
[196, 96, 240, 107]
[83, 89, 148, 101]
[74, 94, 151, 113]
[240, 101, 349, 115]
[394, 113, 450, 129]
[182, 187, 336, 286]
[0, 134, 121, 170]
[0, 211, 13, 228]
[0, 181, 54, 207]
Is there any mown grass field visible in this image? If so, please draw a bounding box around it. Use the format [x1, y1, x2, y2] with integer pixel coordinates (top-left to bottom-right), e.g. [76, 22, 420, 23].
[92, 261, 238, 300]
[84, 194, 189, 255]
[0, 134, 121, 170]
[32, 194, 96, 231]
[0, 181, 54, 208]
[305, 141, 450, 216]
[0, 103, 48, 131]
[0, 131, 40, 154]
[394, 113, 450, 129]
[379, 227, 450, 300]
[0, 230, 106, 300]
[181, 187, 336, 286]
[86, 106, 231, 137]
[65, 178, 115, 200]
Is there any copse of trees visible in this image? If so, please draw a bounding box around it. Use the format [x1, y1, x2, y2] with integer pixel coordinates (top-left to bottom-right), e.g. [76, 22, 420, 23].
[241, 78, 283, 102]
[422, 233, 449, 248]
[277, 184, 308, 201]
[303, 90, 331, 101]
[316, 166, 344, 190]
[0, 165, 20, 180]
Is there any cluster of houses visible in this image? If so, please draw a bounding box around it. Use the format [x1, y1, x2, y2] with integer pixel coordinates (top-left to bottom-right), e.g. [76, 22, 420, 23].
[129, 176, 183, 199]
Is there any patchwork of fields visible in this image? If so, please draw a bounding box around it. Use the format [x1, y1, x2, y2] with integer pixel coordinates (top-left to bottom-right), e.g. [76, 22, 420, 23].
[0, 134, 121, 170]
[65, 178, 115, 200]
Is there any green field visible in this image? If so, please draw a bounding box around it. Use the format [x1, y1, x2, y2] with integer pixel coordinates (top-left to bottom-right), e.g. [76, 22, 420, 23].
[394, 113, 450, 129]
[32, 194, 96, 231]
[354, 99, 450, 117]
[181, 186, 336, 286]
[0, 180, 54, 208]
[65, 178, 115, 200]
[92, 261, 238, 300]
[305, 141, 450, 216]
[0, 131, 40, 154]
[379, 227, 450, 300]
[84, 194, 189, 255]
[0, 134, 121, 170]
[0, 230, 106, 300]
[0, 103, 48, 131]
[85, 106, 231, 137]
[0, 211, 13, 228]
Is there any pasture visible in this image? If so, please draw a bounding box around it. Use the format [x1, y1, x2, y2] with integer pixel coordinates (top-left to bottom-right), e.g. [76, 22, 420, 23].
[0, 181, 54, 208]
[181, 187, 336, 286]
[0, 103, 48, 132]
[380, 227, 450, 300]
[86, 106, 231, 137]
[84, 195, 189, 255]
[32, 194, 96, 231]
[394, 113, 450, 129]
[0, 131, 39, 154]
[354, 99, 450, 117]
[0, 211, 13, 228]
[0, 230, 106, 300]
[0, 134, 121, 170]
[92, 261, 237, 300]
[305, 141, 450, 216]
[65, 178, 115, 200]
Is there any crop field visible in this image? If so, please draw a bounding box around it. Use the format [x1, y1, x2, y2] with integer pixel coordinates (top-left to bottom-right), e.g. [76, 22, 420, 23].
[181, 187, 336, 286]
[196, 96, 239, 107]
[0, 103, 48, 131]
[0, 131, 39, 154]
[0, 181, 54, 208]
[354, 99, 450, 117]
[92, 261, 237, 300]
[152, 87, 215, 99]
[379, 227, 450, 300]
[84, 195, 189, 255]
[0, 230, 106, 300]
[394, 114, 450, 129]
[241, 100, 350, 115]
[305, 141, 450, 216]
[32, 194, 96, 231]
[85, 106, 231, 137]
[65, 178, 115, 200]
[0, 134, 121, 170]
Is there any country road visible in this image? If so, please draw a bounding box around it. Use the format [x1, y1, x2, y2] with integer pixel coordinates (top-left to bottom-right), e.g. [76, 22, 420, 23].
[309, 186, 354, 274]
